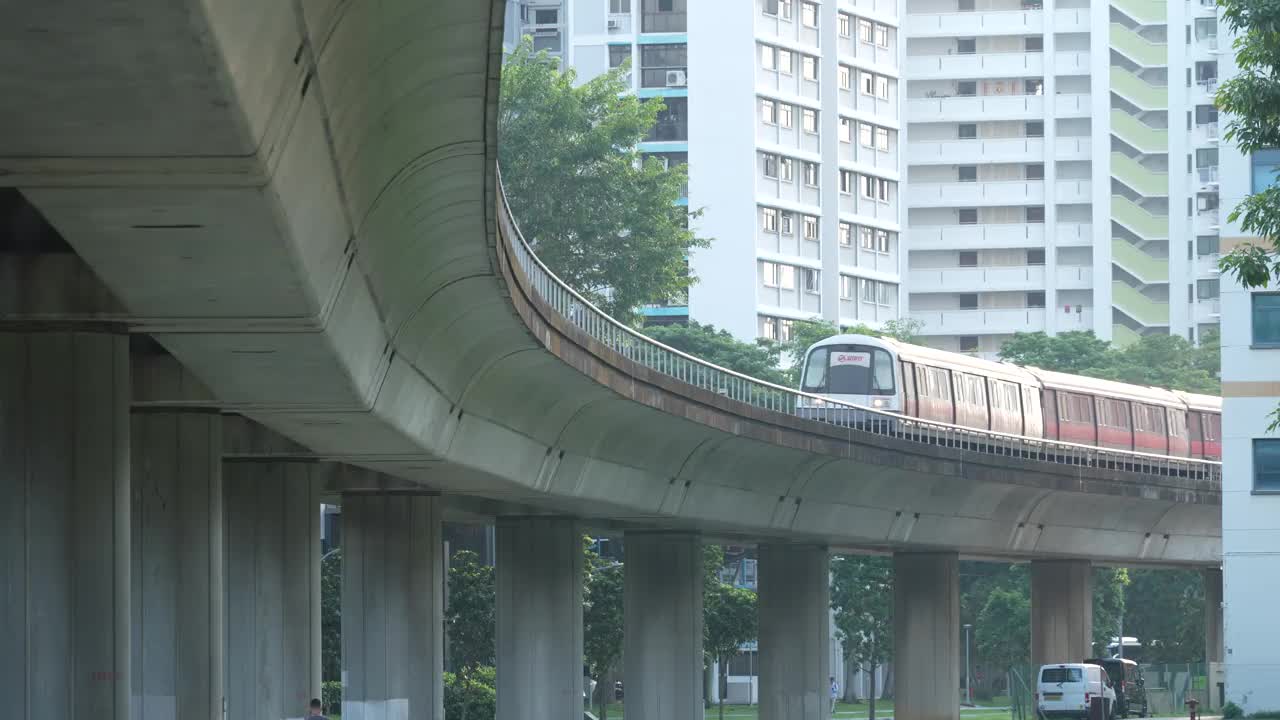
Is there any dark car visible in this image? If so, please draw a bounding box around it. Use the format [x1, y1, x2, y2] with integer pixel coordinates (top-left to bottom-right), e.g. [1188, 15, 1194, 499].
[1085, 658, 1148, 718]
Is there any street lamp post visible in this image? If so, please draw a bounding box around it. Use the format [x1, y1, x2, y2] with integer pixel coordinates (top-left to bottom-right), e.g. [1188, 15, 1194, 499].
[963, 623, 973, 706]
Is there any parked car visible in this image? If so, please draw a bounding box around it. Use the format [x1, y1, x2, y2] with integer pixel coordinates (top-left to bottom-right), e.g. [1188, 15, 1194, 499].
[1085, 657, 1148, 718]
[1037, 663, 1118, 719]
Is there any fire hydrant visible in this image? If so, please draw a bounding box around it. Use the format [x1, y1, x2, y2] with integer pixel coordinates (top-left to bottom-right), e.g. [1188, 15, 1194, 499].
[1185, 697, 1201, 720]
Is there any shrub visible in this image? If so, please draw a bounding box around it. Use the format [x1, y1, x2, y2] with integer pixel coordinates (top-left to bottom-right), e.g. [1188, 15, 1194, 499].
[322, 680, 342, 715]
[1223, 701, 1244, 719]
[445, 665, 497, 720]
[1248, 712, 1280, 719]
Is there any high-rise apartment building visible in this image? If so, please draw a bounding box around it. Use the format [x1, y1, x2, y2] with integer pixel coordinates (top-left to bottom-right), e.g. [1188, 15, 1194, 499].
[509, 0, 1220, 355]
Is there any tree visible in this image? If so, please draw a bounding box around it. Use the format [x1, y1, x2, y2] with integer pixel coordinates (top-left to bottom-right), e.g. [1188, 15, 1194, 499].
[1107, 334, 1219, 394]
[1092, 568, 1131, 654]
[499, 40, 710, 320]
[644, 322, 788, 385]
[321, 549, 342, 683]
[997, 331, 1114, 375]
[704, 544, 757, 720]
[976, 588, 1031, 689]
[830, 555, 894, 720]
[997, 330, 1221, 393]
[1215, 0, 1280, 428]
[583, 542, 625, 720]
[446, 551, 495, 720]
[1122, 569, 1206, 662]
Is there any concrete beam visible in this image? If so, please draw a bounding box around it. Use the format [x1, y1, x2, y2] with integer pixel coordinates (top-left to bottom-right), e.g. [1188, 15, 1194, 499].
[496, 517, 583, 720]
[1206, 567, 1223, 663]
[343, 492, 444, 720]
[0, 330, 131, 720]
[758, 544, 831, 720]
[131, 410, 223, 720]
[624, 532, 704, 720]
[894, 552, 960, 720]
[1031, 560, 1093, 667]
[223, 460, 323, 720]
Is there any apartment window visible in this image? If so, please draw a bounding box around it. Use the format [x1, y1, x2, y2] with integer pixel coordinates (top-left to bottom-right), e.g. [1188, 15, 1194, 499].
[804, 161, 820, 187]
[1027, 291, 1046, 308]
[1025, 79, 1044, 95]
[802, 267, 820, 293]
[641, 0, 686, 32]
[1196, 61, 1218, 84]
[959, 293, 979, 310]
[1195, 104, 1218, 125]
[1252, 149, 1280, 193]
[959, 0, 976, 10]
[1254, 293, 1280, 346]
[840, 275, 855, 299]
[858, 18, 874, 43]
[763, 0, 780, 15]
[762, 260, 780, 287]
[762, 153, 779, 178]
[959, 251, 978, 267]
[533, 8, 560, 24]
[1197, 148, 1219, 168]
[860, 122, 874, 148]
[839, 65, 852, 90]
[780, 157, 794, 182]
[875, 23, 889, 47]
[839, 222, 853, 246]
[876, 229, 891, 253]
[761, 45, 776, 70]
[957, 38, 976, 54]
[860, 174, 875, 200]
[840, 169, 854, 194]
[609, 44, 631, 68]
[861, 71, 875, 96]
[957, 80, 977, 96]
[1195, 16, 1217, 40]
[761, 98, 777, 124]
[1026, 163, 1045, 180]
[960, 336, 980, 353]
[778, 264, 796, 290]
[1196, 234, 1219, 256]
[877, 178, 890, 202]
[803, 215, 819, 239]
[958, 208, 978, 225]
[958, 123, 977, 139]
[779, 103, 794, 128]
[802, 1, 818, 27]
[640, 44, 687, 88]
[876, 127, 890, 151]
[1025, 36, 1044, 52]
[1197, 193, 1219, 212]
[840, 117, 853, 143]
[762, 207, 779, 231]
[1197, 279, 1220, 299]
[1027, 248, 1046, 265]
[781, 211, 795, 235]
[839, 13, 852, 37]
[802, 108, 818, 133]
[876, 75, 889, 99]
[1256, 440, 1280, 492]
[611, 0, 631, 12]
[1026, 206, 1045, 223]
[860, 278, 876, 303]
[802, 55, 818, 81]
[779, 48, 794, 74]
[860, 225, 874, 249]
[958, 166, 977, 183]
[1026, 121, 1044, 137]
[878, 281, 893, 305]
[763, 0, 793, 17]
[761, 316, 794, 341]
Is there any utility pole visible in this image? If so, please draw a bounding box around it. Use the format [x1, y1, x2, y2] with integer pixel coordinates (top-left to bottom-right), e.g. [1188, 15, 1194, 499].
[963, 623, 973, 706]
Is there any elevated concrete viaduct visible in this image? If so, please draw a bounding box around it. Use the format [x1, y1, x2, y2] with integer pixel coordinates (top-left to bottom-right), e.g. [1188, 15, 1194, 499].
[0, 1, 1221, 719]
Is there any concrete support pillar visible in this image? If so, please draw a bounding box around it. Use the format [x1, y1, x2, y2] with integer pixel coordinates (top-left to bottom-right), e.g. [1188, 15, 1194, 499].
[624, 532, 704, 720]
[1205, 567, 1224, 663]
[131, 410, 224, 720]
[758, 544, 831, 720]
[1031, 560, 1093, 667]
[223, 461, 323, 720]
[342, 493, 444, 720]
[0, 330, 131, 720]
[894, 552, 960, 720]
[496, 517, 583, 720]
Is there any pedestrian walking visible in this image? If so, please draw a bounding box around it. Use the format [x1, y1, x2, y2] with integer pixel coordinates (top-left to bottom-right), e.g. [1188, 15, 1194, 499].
[830, 675, 839, 715]
[306, 698, 328, 720]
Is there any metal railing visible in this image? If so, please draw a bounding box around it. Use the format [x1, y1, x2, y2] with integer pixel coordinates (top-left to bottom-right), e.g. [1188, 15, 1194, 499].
[495, 170, 1221, 484]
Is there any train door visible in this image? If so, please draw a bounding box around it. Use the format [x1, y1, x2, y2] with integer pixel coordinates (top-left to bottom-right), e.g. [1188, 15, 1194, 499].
[1042, 389, 1059, 440]
[901, 361, 917, 417]
[1095, 398, 1133, 451]
[1059, 392, 1097, 445]
[1167, 408, 1189, 457]
[1022, 385, 1044, 438]
[1188, 411, 1205, 458]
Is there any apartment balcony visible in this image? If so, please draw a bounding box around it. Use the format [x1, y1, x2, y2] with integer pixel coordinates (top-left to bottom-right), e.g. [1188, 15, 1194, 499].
[1054, 51, 1090, 74]
[1057, 264, 1094, 289]
[907, 221, 1091, 249]
[1194, 253, 1221, 277]
[911, 307, 1049, 334]
[908, 264, 1093, 292]
[906, 51, 1043, 79]
[1194, 298, 1222, 324]
[1195, 165, 1220, 193]
[908, 179, 1047, 207]
[1111, 152, 1169, 197]
[1055, 7, 1090, 30]
[1111, 195, 1168, 240]
[1112, 280, 1170, 326]
[1110, 23, 1167, 67]
[1194, 209, 1222, 235]
[1055, 179, 1092, 204]
[905, 9, 1042, 37]
[1112, 237, 1169, 284]
[1111, 0, 1166, 24]
[1191, 78, 1219, 105]
[1111, 67, 1168, 110]
[1111, 109, 1168, 153]
[907, 136, 1091, 164]
[1055, 135, 1092, 160]
[906, 92, 1089, 120]
[1193, 121, 1220, 147]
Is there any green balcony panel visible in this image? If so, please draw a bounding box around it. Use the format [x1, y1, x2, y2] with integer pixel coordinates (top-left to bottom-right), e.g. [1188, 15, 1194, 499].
[1111, 195, 1169, 240]
[1112, 237, 1169, 283]
[1111, 0, 1167, 25]
[1112, 323, 1142, 348]
[1111, 66, 1168, 110]
[1113, 280, 1171, 326]
[1110, 23, 1167, 66]
[1111, 109, 1168, 153]
[1111, 152, 1169, 197]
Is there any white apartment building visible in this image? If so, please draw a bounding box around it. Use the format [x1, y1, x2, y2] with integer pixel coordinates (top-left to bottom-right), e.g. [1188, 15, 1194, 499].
[510, 0, 1222, 356]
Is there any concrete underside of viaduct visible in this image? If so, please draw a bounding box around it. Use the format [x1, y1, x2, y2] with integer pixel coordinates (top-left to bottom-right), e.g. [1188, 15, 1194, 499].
[1, 0, 1218, 569]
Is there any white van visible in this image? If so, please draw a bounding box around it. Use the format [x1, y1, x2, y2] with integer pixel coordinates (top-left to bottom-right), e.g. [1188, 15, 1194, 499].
[1037, 663, 1117, 719]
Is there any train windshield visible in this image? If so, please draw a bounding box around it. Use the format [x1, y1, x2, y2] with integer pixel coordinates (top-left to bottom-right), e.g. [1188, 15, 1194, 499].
[801, 345, 896, 396]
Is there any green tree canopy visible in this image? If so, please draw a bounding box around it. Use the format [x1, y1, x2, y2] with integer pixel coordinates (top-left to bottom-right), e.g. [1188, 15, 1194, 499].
[446, 550, 496, 720]
[1122, 569, 1206, 662]
[997, 331, 1220, 393]
[997, 331, 1114, 375]
[321, 549, 341, 683]
[499, 40, 709, 320]
[644, 322, 788, 385]
[976, 588, 1031, 673]
[1092, 568, 1130, 653]
[583, 541, 625, 720]
[830, 555, 894, 719]
[704, 546, 757, 720]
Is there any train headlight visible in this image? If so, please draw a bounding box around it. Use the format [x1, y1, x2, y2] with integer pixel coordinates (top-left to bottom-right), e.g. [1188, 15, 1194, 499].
[872, 398, 886, 408]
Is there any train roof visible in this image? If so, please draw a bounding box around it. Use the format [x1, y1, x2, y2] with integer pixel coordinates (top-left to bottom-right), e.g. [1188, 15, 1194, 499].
[811, 334, 1038, 384]
[1173, 390, 1222, 413]
[1023, 366, 1185, 407]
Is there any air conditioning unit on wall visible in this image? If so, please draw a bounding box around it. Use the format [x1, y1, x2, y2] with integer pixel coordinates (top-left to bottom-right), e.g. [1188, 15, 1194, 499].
[665, 70, 687, 87]
[607, 18, 621, 30]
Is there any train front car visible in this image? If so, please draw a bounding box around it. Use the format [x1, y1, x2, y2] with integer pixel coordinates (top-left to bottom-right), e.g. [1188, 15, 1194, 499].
[795, 334, 902, 427]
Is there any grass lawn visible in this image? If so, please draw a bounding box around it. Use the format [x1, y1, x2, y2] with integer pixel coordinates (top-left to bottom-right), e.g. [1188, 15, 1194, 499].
[606, 698, 1017, 720]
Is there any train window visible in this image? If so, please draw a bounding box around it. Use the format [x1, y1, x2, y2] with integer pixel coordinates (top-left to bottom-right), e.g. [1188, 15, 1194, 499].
[1133, 404, 1167, 434]
[1204, 413, 1221, 441]
[804, 345, 896, 395]
[1168, 408, 1187, 437]
[924, 366, 952, 401]
[1059, 393, 1093, 423]
[1099, 399, 1130, 429]
[801, 348, 828, 391]
[872, 352, 895, 393]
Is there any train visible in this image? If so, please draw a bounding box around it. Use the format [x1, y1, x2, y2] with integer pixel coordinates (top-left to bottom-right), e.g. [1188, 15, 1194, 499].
[797, 334, 1221, 460]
